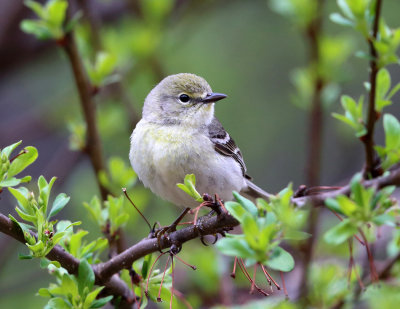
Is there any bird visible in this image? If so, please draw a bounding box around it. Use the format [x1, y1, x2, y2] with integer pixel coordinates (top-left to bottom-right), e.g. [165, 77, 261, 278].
[129, 73, 271, 208]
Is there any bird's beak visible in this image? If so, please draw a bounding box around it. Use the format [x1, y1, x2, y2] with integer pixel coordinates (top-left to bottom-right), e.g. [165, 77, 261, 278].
[201, 92, 227, 103]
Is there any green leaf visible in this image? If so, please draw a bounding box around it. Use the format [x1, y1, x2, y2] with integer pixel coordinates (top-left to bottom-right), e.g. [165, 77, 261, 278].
[47, 0, 68, 27]
[25, 1, 45, 18]
[18, 253, 33, 260]
[27, 240, 45, 256]
[232, 191, 257, 217]
[15, 206, 36, 223]
[0, 178, 21, 188]
[7, 146, 38, 177]
[44, 297, 71, 309]
[8, 187, 30, 212]
[387, 82, 400, 99]
[142, 253, 153, 279]
[84, 286, 104, 308]
[224, 201, 246, 223]
[1, 140, 22, 157]
[266, 246, 295, 272]
[49, 193, 70, 219]
[38, 288, 52, 298]
[384, 114, 400, 150]
[216, 237, 255, 259]
[90, 296, 113, 308]
[284, 230, 311, 240]
[78, 259, 94, 296]
[20, 20, 53, 40]
[330, 13, 354, 27]
[176, 174, 203, 202]
[324, 219, 358, 245]
[376, 68, 391, 98]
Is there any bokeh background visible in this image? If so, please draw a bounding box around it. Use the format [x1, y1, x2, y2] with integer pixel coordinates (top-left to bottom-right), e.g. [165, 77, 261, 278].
[1, 0, 400, 308]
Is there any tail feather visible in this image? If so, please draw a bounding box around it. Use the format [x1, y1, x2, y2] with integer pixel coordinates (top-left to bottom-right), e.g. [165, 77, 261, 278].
[240, 179, 273, 202]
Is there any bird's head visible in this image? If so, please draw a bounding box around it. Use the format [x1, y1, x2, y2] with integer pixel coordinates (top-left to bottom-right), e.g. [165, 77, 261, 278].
[142, 73, 227, 126]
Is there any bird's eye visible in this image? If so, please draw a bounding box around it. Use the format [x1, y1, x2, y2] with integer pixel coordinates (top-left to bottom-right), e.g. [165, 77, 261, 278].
[179, 94, 190, 103]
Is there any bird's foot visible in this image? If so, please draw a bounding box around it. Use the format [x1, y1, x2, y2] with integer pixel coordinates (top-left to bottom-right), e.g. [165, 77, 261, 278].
[151, 207, 190, 253]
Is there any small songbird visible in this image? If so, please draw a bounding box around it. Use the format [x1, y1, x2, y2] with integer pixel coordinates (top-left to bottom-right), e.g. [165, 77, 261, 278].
[129, 73, 271, 207]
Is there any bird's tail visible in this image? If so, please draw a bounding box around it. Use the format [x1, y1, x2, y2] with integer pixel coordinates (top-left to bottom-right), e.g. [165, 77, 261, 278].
[241, 179, 273, 202]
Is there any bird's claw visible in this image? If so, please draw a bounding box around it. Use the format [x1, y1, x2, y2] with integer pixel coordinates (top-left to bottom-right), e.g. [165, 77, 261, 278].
[151, 208, 190, 253]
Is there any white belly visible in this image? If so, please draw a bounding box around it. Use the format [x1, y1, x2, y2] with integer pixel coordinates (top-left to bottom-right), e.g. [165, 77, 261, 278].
[129, 121, 246, 207]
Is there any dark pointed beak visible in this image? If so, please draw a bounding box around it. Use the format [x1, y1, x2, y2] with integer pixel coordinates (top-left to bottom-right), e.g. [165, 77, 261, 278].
[201, 92, 227, 103]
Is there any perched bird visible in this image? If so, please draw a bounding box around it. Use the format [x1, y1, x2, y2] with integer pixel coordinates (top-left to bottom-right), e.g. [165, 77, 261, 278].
[129, 73, 271, 207]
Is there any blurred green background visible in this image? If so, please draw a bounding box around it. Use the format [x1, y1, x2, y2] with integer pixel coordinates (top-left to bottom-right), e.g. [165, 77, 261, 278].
[1, 0, 400, 308]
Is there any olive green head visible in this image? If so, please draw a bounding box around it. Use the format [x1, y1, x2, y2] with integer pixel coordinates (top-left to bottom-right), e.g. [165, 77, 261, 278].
[142, 73, 227, 126]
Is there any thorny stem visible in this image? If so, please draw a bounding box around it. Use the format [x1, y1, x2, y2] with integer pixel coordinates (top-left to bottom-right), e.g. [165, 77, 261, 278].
[362, 0, 383, 178]
[348, 240, 364, 290]
[173, 289, 193, 309]
[261, 264, 280, 290]
[145, 252, 167, 296]
[170, 255, 174, 309]
[231, 257, 238, 278]
[173, 254, 197, 270]
[9, 149, 27, 163]
[123, 188, 152, 231]
[238, 259, 269, 296]
[250, 263, 258, 294]
[359, 228, 379, 283]
[280, 271, 288, 299]
[157, 254, 171, 302]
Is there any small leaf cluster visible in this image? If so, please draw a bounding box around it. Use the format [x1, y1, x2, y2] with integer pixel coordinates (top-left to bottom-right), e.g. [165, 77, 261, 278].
[376, 114, 400, 170]
[86, 52, 119, 88]
[216, 190, 299, 272]
[39, 259, 112, 309]
[84, 195, 129, 235]
[324, 174, 398, 245]
[20, 0, 78, 41]
[0, 141, 37, 189]
[332, 0, 400, 68]
[8, 176, 80, 258]
[176, 174, 204, 203]
[333, 95, 366, 137]
[99, 156, 137, 195]
[56, 221, 108, 262]
[271, 0, 353, 110]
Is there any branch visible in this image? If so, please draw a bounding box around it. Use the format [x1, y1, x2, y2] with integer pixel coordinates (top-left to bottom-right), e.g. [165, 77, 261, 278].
[2, 166, 400, 302]
[60, 29, 110, 200]
[362, 0, 383, 178]
[76, 0, 141, 129]
[94, 213, 238, 282]
[0, 213, 133, 301]
[293, 166, 400, 207]
[300, 0, 324, 299]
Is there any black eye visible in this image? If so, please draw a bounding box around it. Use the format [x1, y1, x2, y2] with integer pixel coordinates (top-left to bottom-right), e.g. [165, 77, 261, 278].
[179, 94, 190, 103]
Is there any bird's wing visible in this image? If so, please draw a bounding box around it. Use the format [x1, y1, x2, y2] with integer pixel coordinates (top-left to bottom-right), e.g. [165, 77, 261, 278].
[207, 117, 251, 179]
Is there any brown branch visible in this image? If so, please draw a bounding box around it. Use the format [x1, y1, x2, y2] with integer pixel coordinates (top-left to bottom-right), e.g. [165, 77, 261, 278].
[0, 213, 133, 301]
[294, 166, 400, 208]
[362, 0, 383, 178]
[61, 29, 110, 200]
[76, 0, 141, 128]
[94, 213, 239, 282]
[300, 0, 324, 299]
[2, 165, 400, 303]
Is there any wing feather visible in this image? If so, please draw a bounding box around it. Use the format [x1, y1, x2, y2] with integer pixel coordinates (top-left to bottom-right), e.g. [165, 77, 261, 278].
[208, 117, 250, 179]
